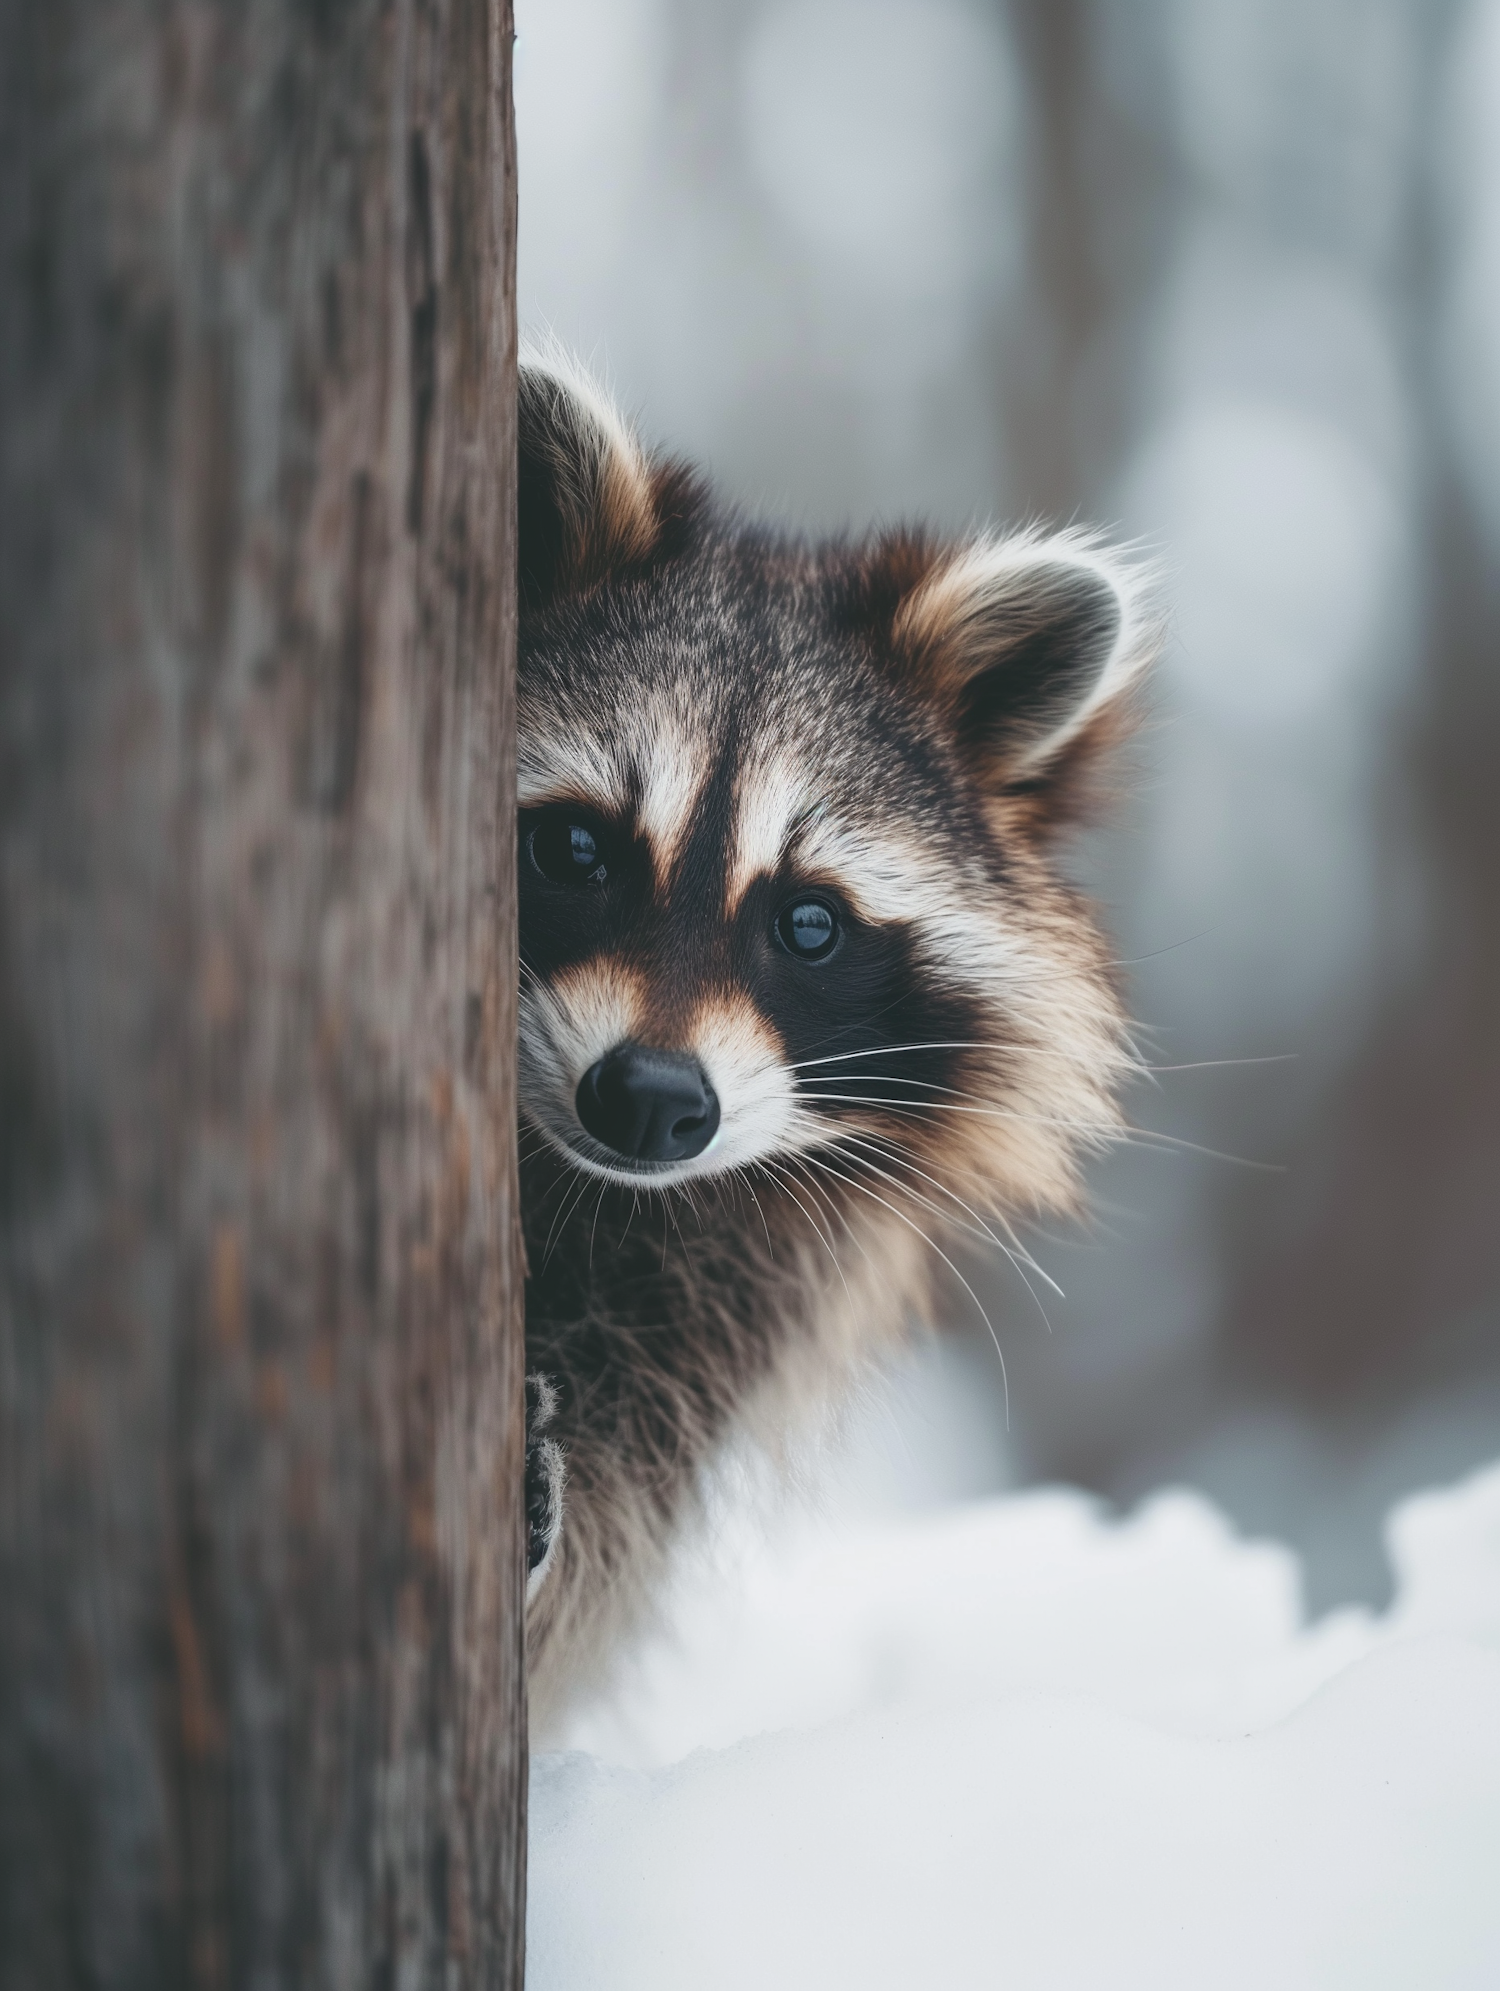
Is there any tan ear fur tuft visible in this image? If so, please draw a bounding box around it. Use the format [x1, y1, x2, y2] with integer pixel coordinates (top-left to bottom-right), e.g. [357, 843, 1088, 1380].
[891, 526, 1161, 783]
[518, 347, 682, 604]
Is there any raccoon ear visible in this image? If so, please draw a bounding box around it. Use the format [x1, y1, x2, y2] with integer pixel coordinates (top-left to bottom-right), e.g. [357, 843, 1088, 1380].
[891, 530, 1156, 787]
[517, 352, 703, 610]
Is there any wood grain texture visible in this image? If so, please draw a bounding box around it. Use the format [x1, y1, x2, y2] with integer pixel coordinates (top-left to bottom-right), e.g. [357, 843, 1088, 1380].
[0, 2, 525, 1984]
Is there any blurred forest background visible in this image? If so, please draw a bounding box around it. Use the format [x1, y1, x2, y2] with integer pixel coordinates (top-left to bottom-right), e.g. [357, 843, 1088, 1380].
[514, 0, 1500, 1608]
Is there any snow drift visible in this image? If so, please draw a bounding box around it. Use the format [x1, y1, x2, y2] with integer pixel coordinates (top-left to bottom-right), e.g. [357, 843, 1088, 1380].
[528, 1462, 1500, 1990]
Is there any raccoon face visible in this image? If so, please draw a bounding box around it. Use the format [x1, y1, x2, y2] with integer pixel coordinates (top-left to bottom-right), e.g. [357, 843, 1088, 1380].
[515, 355, 1155, 1213]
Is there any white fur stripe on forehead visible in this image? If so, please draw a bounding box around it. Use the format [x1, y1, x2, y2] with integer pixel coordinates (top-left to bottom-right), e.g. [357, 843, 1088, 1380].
[796, 811, 1029, 982]
[518, 696, 712, 885]
[517, 730, 630, 814]
[726, 754, 814, 914]
[894, 527, 1158, 774]
[636, 735, 709, 878]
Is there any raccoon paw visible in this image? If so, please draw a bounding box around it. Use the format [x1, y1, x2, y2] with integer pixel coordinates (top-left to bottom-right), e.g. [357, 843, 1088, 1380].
[525, 1373, 565, 1601]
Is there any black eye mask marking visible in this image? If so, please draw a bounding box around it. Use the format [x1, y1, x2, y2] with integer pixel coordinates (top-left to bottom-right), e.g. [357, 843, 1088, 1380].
[519, 804, 654, 977]
[734, 875, 983, 1119]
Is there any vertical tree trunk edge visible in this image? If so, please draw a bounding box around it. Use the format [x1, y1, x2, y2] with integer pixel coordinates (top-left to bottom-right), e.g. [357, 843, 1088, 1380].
[0, 3, 527, 1983]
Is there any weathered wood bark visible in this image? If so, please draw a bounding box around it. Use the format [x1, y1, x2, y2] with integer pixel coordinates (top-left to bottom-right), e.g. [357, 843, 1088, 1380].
[0, 3, 525, 1985]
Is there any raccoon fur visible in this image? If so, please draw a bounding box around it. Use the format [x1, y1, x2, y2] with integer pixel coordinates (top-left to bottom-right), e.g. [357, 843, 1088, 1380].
[517, 353, 1157, 1735]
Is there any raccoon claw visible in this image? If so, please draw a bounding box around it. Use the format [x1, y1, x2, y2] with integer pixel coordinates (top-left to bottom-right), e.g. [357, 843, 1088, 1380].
[526, 1373, 565, 1600]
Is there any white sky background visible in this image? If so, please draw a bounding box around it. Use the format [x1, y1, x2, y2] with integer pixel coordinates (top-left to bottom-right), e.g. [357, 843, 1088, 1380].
[513, 0, 1500, 1605]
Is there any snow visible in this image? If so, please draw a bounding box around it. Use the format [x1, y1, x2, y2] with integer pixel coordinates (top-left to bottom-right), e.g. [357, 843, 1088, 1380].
[528, 1463, 1500, 1990]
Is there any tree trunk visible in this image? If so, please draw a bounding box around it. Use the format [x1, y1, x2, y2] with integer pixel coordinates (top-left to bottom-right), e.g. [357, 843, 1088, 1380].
[0, 3, 525, 1985]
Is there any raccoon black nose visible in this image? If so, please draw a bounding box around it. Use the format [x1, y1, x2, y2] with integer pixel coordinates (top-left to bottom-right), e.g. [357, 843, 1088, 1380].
[575, 1044, 721, 1165]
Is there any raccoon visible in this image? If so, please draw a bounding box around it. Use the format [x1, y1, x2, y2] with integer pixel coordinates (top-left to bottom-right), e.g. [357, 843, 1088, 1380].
[517, 355, 1156, 1734]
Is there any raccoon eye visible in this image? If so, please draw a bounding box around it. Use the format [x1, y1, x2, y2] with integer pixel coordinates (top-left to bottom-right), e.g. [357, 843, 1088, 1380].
[529, 809, 609, 887]
[776, 898, 839, 961]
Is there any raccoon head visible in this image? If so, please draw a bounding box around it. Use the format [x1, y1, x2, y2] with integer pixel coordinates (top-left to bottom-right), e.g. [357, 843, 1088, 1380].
[515, 354, 1156, 1224]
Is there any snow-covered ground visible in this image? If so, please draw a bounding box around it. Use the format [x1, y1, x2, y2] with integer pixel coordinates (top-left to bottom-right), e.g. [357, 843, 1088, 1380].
[529, 1458, 1500, 1989]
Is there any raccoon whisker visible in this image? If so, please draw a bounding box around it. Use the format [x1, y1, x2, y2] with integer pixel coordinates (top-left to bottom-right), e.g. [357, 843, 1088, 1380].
[830, 1128, 1064, 1302]
[659, 1195, 676, 1274]
[795, 1151, 1011, 1424]
[541, 1184, 588, 1274]
[735, 1170, 776, 1258]
[672, 1176, 707, 1246]
[786, 1041, 1019, 1072]
[813, 1087, 1173, 1158]
[808, 1144, 1022, 1360]
[811, 1070, 1120, 1123]
[889, 1142, 1057, 1294]
[517, 1119, 564, 1164]
[799, 1044, 1295, 1080]
[827, 1130, 1010, 1257]
[827, 1136, 1061, 1326]
[983, 1201, 1061, 1291]
[918, 1152, 1056, 1278]
[799, 1090, 1112, 1136]
[780, 1148, 874, 1287]
[786, 1037, 1145, 1078]
[750, 1153, 828, 1248]
[1138, 1054, 1297, 1076]
[542, 1164, 599, 1272]
[792, 1150, 880, 1269]
[523, 1145, 594, 1219]
[672, 1179, 698, 1235]
[785, 988, 941, 1065]
[752, 1156, 855, 1312]
[805, 1075, 1028, 1124]
[775, 1149, 855, 1257]
[588, 1181, 609, 1269]
[830, 1147, 1024, 1287]
[748, 1181, 775, 1258]
[1078, 1118, 1283, 1171]
[777, 950, 1146, 1071]
[802, 1090, 1277, 1170]
[803, 1087, 1130, 1174]
[832, 1116, 1020, 1210]
[780, 1152, 887, 1308]
[619, 1189, 640, 1248]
